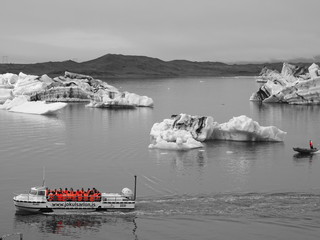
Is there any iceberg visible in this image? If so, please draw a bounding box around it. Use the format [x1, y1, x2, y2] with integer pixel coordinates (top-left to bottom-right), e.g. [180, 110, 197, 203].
[149, 114, 286, 150]
[86, 91, 153, 109]
[211, 115, 286, 141]
[250, 63, 320, 104]
[86, 89, 153, 109]
[0, 71, 153, 113]
[0, 71, 153, 107]
[0, 96, 67, 115]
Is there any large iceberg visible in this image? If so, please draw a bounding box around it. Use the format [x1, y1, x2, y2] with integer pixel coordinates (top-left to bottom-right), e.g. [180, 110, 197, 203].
[0, 95, 67, 115]
[0, 72, 153, 108]
[149, 114, 286, 150]
[35, 72, 153, 108]
[250, 63, 320, 104]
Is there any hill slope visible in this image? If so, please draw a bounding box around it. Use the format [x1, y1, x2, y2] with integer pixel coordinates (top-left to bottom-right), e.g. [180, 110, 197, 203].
[0, 54, 314, 78]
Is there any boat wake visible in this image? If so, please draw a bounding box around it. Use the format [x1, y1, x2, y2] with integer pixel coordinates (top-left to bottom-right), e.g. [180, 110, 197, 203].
[13, 191, 320, 238]
[28, 191, 320, 220]
[135, 192, 320, 220]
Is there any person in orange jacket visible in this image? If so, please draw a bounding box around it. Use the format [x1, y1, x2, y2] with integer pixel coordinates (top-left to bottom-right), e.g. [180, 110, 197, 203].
[57, 192, 63, 201]
[83, 191, 89, 201]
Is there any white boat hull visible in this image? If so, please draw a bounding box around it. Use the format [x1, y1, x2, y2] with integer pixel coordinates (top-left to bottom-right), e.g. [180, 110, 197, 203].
[14, 199, 135, 213]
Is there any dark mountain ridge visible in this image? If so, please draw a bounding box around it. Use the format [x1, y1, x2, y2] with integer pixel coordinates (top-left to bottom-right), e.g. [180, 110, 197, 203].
[0, 54, 317, 79]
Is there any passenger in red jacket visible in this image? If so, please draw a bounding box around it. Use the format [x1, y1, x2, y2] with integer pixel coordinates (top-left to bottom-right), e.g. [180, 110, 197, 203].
[309, 140, 314, 149]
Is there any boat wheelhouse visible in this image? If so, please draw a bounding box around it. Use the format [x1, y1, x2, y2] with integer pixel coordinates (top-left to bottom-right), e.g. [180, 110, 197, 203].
[13, 176, 137, 213]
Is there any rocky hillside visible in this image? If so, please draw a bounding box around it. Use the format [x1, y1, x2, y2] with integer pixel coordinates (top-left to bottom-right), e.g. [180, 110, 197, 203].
[0, 54, 314, 78]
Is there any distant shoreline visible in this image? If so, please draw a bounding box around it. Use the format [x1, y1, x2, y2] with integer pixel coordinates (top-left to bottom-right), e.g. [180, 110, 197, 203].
[0, 54, 317, 79]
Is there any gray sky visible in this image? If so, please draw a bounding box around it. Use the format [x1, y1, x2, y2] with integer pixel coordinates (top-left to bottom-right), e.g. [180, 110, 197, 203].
[1, 0, 320, 63]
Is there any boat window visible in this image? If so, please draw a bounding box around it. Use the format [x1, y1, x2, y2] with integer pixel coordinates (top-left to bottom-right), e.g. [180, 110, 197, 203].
[38, 191, 45, 196]
[30, 189, 37, 195]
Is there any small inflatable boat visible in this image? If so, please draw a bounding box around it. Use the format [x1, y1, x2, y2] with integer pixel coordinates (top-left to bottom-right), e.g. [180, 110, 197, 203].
[293, 147, 318, 154]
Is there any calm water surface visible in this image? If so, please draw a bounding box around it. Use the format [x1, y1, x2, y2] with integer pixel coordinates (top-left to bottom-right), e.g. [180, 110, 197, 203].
[1, 77, 320, 239]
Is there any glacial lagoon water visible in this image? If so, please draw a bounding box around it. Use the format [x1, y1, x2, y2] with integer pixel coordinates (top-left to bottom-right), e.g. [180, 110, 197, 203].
[1, 76, 320, 239]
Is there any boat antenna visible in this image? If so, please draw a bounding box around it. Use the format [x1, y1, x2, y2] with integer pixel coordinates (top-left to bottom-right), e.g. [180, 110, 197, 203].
[133, 175, 137, 201]
[42, 167, 46, 187]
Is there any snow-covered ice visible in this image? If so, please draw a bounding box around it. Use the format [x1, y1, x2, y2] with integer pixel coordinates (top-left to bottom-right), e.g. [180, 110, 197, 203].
[149, 114, 286, 150]
[0, 72, 153, 107]
[211, 115, 286, 141]
[0, 96, 67, 115]
[86, 91, 153, 108]
[251, 62, 320, 104]
[0, 71, 153, 113]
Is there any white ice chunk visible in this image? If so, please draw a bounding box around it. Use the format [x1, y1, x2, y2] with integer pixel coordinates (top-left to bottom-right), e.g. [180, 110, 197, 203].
[9, 101, 67, 115]
[308, 63, 319, 79]
[251, 63, 320, 104]
[13, 73, 51, 96]
[0, 88, 13, 104]
[212, 115, 286, 141]
[0, 95, 29, 110]
[0, 73, 19, 87]
[148, 135, 203, 150]
[0, 95, 67, 115]
[123, 92, 154, 107]
[149, 114, 286, 150]
[87, 91, 154, 108]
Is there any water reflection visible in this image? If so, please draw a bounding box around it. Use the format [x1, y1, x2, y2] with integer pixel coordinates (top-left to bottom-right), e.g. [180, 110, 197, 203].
[149, 140, 285, 191]
[293, 153, 319, 165]
[250, 101, 320, 128]
[14, 212, 138, 239]
[150, 141, 284, 173]
[149, 149, 208, 173]
[0, 110, 65, 129]
[206, 141, 284, 189]
[0, 110, 66, 159]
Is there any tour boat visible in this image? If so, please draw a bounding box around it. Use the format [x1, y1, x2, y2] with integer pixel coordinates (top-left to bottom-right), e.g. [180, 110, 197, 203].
[13, 176, 137, 213]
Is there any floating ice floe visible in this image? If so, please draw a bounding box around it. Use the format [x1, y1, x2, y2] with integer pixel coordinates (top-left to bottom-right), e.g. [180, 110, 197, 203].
[149, 114, 286, 150]
[86, 91, 153, 109]
[211, 115, 286, 141]
[250, 62, 320, 104]
[0, 72, 153, 108]
[0, 95, 67, 115]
